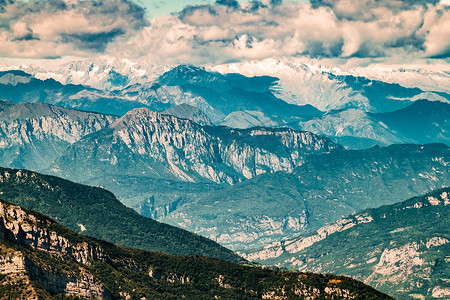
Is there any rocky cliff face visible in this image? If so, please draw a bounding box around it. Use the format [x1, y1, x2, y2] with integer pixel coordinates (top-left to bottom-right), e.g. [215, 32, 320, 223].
[240, 188, 450, 300]
[0, 100, 117, 170]
[0, 199, 392, 299]
[0, 196, 107, 265]
[160, 143, 450, 250]
[0, 200, 113, 299]
[52, 107, 341, 184]
[239, 212, 376, 262]
[0, 252, 111, 299]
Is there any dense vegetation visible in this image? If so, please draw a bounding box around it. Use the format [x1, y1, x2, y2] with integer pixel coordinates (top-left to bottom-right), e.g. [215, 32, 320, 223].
[165, 143, 450, 249]
[0, 199, 392, 299]
[246, 187, 450, 299]
[0, 167, 242, 263]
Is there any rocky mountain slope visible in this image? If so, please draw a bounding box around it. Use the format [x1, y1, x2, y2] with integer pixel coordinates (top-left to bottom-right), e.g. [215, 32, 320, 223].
[0, 167, 241, 262]
[160, 143, 450, 250]
[303, 73, 449, 113]
[240, 188, 450, 300]
[295, 109, 405, 149]
[219, 110, 279, 129]
[50, 107, 341, 185]
[117, 65, 323, 124]
[295, 100, 450, 149]
[0, 199, 391, 299]
[372, 100, 450, 146]
[0, 100, 117, 170]
[161, 103, 213, 126]
[2, 64, 450, 150]
[213, 59, 450, 112]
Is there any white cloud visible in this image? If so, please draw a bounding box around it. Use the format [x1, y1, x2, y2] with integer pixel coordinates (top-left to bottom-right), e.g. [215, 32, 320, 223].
[1, 0, 449, 65]
[0, 0, 147, 58]
[420, 7, 450, 57]
[108, 0, 450, 64]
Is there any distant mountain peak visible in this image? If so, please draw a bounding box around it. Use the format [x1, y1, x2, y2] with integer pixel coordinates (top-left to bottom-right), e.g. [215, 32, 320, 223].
[170, 64, 205, 73]
[0, 99, 14, 106]
[111, 107, 178, 128]
[0, 70, 34, 86]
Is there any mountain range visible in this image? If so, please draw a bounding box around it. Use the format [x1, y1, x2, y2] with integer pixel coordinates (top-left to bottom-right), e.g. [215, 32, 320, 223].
[212, 59, 450, 106]
[0, 167, 240, 262]
[2, 63, 450, 150]
[160, 143, 450, 250]
[0, 70, 151, 116]
[0, 56, 169, 91]
[0, 100, 117, 171]
[240, 188, 450, 300]
[0, 58, 449, 298]
[0, 100, 449, 252]
[296, 100, 450, 149]
[50, 106, 340, 185]
[0, 197, 391, 299]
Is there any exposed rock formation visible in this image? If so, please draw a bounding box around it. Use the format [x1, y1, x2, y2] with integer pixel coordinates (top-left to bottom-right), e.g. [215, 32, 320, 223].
[52, 107, 341, 184]
[0, 200, 112, 299]
[241, 188, 450, 299]
[0, 100, 117, 170]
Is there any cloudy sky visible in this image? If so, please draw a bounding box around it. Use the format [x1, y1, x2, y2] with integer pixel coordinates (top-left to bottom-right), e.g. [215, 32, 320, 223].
[0, 0, 449, 68]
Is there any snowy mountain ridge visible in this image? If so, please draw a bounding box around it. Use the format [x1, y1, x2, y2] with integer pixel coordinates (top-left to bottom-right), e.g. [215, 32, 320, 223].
[0, 56, 170, 91]
[212, 58, 450, 94]
[2, 60, 450, 150]
[213, 59, 450, 113]
[3, 57, 449, 107]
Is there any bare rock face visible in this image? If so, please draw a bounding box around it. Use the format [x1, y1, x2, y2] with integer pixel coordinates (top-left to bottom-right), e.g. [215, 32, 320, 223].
[240, 188, 450, 300]
[0, 200, 112, 299]
[0, 251, 112, 299]
[110, 108, 340, 184]
[52, 107, 341, 184]
[0, 198, 391, 299]
[0, 100, 117, 171]
[0, 196, 107, 265]
[239, 213, 374, 262]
